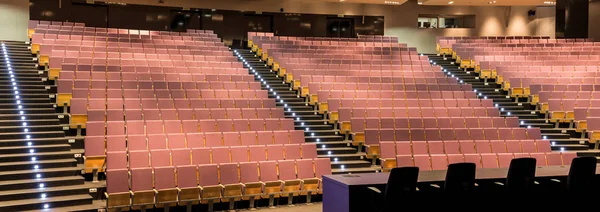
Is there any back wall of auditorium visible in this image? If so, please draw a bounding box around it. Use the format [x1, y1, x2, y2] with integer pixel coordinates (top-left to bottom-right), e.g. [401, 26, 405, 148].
[20, 0, 600, 53]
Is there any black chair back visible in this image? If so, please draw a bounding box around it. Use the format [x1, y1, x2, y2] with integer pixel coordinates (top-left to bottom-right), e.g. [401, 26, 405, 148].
[567, 156, 597, 192]
[382, 167, 419, 211]
[505, 158, 537, 192]
[444, 162, 476, 192]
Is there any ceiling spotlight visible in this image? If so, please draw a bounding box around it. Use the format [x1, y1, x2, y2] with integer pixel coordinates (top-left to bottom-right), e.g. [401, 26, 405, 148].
[448, 1, 454, 4]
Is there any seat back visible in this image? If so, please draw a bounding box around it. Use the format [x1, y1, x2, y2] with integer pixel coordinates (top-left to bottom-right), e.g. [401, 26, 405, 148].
[382, 167, 419, 211]
[443, 162, 476, 192]
[567, 156, 597, 192]
[505, 157, 537, 192]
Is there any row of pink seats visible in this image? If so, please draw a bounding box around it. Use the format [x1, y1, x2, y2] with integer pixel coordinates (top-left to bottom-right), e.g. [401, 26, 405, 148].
[574, 108, 600, 121]
[87, 107, 282, 121]
[529, 84, 600, 94]
[59, 72, 254, 81]
[300, 75, 461, 85]
[364, 127, 541, 145]
[105, 144, 317, 169]
[86, 108, 284, 122]
[289, 70, 446, 77]
[87, 131, 308, 152]
[351, 116, 518, 132]
[332, 98, 492, 112]
[70, 99, 276, 114]
[68, 88, 265, 99]
[318, 90, 477, 102]
[106, 159, 332, 207]
[307, 82, 470, 93]
[396, 152, 576, 171]
[379, 140, 551, 159]
[86, 118, 295, 135]
[64, 81, 261, 92]
[339, 107, 500, 122]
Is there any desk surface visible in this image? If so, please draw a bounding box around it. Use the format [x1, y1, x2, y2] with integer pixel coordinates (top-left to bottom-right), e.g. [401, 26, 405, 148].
[323, 165, 599, 187]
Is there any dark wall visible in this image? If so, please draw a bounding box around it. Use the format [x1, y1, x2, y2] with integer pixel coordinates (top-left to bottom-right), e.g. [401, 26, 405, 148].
[30, 0, 384, 42]
[556, 0, 589, 38]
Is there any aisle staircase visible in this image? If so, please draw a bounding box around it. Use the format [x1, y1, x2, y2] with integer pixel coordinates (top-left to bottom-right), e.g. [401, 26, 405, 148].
[426, 54, 596, 159]
[0, 41, 103, 211]
[233, 48, 380, 174]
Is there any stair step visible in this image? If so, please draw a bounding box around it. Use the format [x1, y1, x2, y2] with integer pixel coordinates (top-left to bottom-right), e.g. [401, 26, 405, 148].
[332, 166, 381, 174]
[0, 194, 92, 211]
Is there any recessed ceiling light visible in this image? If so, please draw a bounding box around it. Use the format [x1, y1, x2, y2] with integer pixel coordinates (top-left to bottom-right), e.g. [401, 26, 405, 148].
[543, 1, 556, 4]
[418, 1, 423, 4]
[385, 1, 401, 4]
[448, 1, 454, 4]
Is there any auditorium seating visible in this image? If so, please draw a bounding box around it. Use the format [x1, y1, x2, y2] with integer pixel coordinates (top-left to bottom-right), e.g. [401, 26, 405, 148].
[248, 33, 548, 174]
[439, 36, 600, 151]
[28, 21, 334, 210]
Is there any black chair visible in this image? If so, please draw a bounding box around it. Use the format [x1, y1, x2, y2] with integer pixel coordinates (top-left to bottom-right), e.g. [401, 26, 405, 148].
[444, 162, 476, 192]
[567, 156, 597, 192]
[505, 157, 537, 192]
[368, 167, 419, 212]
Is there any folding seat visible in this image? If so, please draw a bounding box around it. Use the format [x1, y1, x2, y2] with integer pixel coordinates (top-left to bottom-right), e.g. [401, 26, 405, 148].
[504, 140, 521, 153]
[127, 135, 147, 151]
[289, 131, 305, 144]
[163, 120, 182, 133]
[428, 141, 445, 154]
[411, 129, 426, 141]
[425, 129, 441, 141]
[529, 152, 547, 166]
[198, 164, 222, 205]
[411, 141, 428, 154]
[194, 109, 211, 120]
[447, 154, 464, 165]
[172, 148, 191, 166]
[497, 153, 514, 168]
[106, 169, 131, 209]
[167, 134, 186, 149]
[236, 99, 250, 108]
[211, 109, 228, 119]
[150, 149, 171, 167]
[106, 121, 126, 136]
[450, 117, 465, 128]
[258, 161, 283, 201]
[229, 146, 249, 162]
[267, 145, 284, 161]
[498, 128, 513, 140]
[430, 154, 448, 170]
[129, 150, 150, 168]
[561, 152, 577, 165]
[192, 147, 211, 164]
[437, 118, 452, 128]
[526, 128, 542, 139]
[248, 145, 267, 162]
[241, 108, 256, 119]
[413, 154, 431, 171]
[458, 140, 476, 154]
[505, 117, 520, 127]
[223, 132, 240, 146]
[273, 130, 291, 145]
[521, 140, 536, 153]
[284, 144, 302, 160]
[443, 141, 460, 154]
[395, 155, 414, 168]
[199, 120, 217, 132]
[264, 119, 279, 130]
[217, 120, 234, 132]
[240, 131, 257, 146]
[249, 120, 265, 131]
[106, 135, 126, 153]
[482, 129, 498, 140]
[182, 120, 199, 133]
[176, 109, 194, 120]
[536, 140, 551, 152]
[479, 153, 498, 168]
[148, 134, 168, 150]
[145, 120, 163, 134]
[490, 140, 507, 153]
[511, 128, 527, 140]
[204, 132, 223, 147]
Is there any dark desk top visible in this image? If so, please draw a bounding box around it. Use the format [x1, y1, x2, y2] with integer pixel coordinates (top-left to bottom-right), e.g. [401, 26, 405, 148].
[323, 165, 600, 187]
